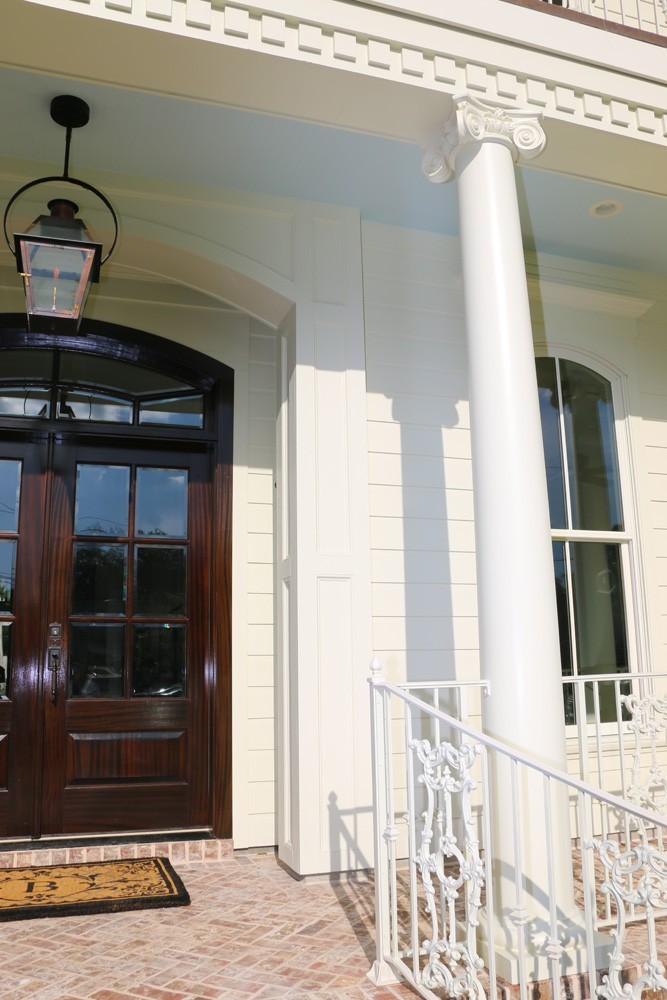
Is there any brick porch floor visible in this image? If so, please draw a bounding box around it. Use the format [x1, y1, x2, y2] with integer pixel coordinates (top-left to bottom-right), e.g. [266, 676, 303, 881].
[0, 850, 417, 1000]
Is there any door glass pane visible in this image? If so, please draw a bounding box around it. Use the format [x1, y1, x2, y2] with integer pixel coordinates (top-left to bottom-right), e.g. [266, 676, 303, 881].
[0, 388, 51, 418]
[60, 353, 190, 396]
[58, 389, 132, 424]
[536, 358, 567, 529]
[132, 625, 185, 697]
[135, 547, 186, 616]
[69, 624, 125, 698]
[553, 542, 574, 725]
[0, 461, 21, 532]
[139, 395, 204, 429]
[0, 542, 16, 613]
[559, 360, 623, 532]
[0, 349, 53, 381]
[570, 541, 628, 722]
[72, 544, 127, 615]
[0, 623, 10, 699]
[74, 464, 130, 536]
[135, 468, 188, 538]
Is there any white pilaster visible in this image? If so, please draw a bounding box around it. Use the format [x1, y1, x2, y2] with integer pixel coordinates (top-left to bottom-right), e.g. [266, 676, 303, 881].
[423, 94, 583, 979]
[275, 205, 374, 875]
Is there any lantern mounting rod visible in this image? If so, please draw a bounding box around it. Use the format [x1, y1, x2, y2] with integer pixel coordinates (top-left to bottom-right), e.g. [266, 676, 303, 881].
[3, 93, 118, 264]
[50, 95, 90, 180]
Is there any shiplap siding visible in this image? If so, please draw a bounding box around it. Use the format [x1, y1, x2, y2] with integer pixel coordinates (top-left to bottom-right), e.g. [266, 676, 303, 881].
[362, 223, 480, 690]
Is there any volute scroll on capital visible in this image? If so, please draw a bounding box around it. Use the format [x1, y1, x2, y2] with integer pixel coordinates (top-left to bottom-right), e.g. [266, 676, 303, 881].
[421, 94, 546, 185]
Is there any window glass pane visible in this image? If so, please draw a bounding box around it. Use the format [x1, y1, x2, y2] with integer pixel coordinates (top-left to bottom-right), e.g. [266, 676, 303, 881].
[74, 465, 130, 536]
[69, 624, 125, 698]
[132, 625, 185, 697]
[60, 353, 193, 397]
[0, 350, 53, 381]
[135, 547, 186, 616]
[559, 360, 623, 531]
[570, 541, 628, 722]
[139, 395, 204, 429]
[0, 542, 16, 613]
[57, 389, 132, 424]
[72, 544, 127, 615]
[536, 358, 567, 529]
[0, 623, 10, 699]
[0, 461, 21, 533]
[0, 388, 51, 419]
[135, 468, 187, 538]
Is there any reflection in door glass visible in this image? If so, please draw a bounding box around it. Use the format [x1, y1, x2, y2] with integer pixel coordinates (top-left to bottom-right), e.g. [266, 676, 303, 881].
[132, 624, 185, 697]
[0, 461, 21, 533]
[74, 465, 130, 536]
[0, 388, 51, 419]
[135, 546, 186, 616]
[0, 542, 16, 612]
[69, 624, 125, 698]
[0, 623, 10, 698]
[135, 468, 188, 538]
[72, 544, 127, 615]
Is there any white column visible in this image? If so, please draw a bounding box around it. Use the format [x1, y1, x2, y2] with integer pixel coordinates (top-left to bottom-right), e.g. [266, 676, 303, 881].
[423, 95, 584, 980]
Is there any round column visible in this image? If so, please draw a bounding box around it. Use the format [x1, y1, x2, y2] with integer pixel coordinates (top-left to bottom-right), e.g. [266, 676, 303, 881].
[423, 95, 583, 981]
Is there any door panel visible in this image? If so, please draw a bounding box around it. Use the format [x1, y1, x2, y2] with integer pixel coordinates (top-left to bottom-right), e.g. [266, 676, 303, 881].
[0, 438, 49, 837]
[0, 436, 211, 837]
[40, 442, 211, 834]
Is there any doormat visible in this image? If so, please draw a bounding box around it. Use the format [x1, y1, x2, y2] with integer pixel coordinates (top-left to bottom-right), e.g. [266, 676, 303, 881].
[0, 856, 190, 922]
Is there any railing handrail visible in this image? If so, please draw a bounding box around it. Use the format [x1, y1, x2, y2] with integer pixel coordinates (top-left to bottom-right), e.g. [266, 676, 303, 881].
[561, 671, 667, 685]
[397, 679, 490, 692]
[371, 673, 667, 827]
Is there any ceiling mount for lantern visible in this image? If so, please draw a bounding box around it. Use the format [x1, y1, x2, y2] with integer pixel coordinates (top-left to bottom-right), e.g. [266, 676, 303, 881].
[2, 94, 119, 334]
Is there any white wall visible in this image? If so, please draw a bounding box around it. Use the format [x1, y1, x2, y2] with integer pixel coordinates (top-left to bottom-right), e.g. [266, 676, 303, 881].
[362, 223, 480, 693]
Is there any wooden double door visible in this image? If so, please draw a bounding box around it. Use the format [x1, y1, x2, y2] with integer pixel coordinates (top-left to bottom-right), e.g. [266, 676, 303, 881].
[0, 433, 211, 838]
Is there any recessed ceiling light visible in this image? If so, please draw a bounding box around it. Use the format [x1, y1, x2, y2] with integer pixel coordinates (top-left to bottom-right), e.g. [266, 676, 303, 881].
[589, 199, 624, 218]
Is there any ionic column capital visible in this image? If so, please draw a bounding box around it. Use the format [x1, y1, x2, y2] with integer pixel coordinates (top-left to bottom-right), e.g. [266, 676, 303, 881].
[422, 93, 546, 184]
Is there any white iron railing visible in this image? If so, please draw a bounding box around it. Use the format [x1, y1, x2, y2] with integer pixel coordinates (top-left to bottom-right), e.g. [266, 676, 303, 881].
[562, 673, 667, 885]
[369, 661, 667, 999]
[530, 0, 667, 38]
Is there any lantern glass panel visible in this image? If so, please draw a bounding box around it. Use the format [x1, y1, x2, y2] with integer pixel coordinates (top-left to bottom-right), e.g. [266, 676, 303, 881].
[19, 239, 96, 321]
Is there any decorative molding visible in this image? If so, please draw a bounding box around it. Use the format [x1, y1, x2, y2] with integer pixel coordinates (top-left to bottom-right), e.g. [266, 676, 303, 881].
[421, 94, 546, 184]
[26, 0, 667, 150]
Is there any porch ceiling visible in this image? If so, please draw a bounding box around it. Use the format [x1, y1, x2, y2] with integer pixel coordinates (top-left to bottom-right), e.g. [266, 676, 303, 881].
[1, 0, 667, 287]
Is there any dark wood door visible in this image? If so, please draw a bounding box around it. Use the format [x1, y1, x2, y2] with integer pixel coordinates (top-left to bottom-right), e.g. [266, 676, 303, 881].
[0, 436, 212, 837]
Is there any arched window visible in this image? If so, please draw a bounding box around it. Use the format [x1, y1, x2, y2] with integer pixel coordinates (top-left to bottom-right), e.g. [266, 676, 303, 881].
[0, 348, 205, 428]
[536, 357, 632, 724]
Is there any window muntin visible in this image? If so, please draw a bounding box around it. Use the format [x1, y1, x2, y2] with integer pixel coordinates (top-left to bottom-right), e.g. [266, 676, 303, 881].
[537, 357, 631, 725]
[0, 349, 205, 429]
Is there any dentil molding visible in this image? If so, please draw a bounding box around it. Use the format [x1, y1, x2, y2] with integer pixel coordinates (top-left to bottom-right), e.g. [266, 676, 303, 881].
[421, 94, 546, 184]
[25, 0, 667, 147]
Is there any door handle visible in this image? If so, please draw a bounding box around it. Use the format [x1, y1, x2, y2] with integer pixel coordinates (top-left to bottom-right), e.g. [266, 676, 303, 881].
[48, 647, 60, 705]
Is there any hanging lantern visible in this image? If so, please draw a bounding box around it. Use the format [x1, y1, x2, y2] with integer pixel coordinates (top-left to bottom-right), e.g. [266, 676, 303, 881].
[3, 95, 117, 334]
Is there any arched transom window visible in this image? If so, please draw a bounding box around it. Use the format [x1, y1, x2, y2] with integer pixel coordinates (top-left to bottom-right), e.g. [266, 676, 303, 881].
[0, 349, 205, 428]
[536, 357, 632, 724]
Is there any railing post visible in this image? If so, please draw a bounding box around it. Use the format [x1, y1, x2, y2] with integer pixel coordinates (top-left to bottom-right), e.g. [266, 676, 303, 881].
[367, 657, 399, 986]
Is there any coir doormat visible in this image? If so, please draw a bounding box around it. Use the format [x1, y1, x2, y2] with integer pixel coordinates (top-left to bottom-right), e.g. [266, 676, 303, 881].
[0, 856, 190, 921]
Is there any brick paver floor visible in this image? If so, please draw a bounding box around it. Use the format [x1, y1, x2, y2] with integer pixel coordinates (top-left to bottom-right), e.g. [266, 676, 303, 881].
[0, 851, 417, 1000]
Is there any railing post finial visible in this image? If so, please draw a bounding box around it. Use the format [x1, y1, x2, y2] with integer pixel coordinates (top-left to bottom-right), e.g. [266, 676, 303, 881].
[370, 656, 384, 684]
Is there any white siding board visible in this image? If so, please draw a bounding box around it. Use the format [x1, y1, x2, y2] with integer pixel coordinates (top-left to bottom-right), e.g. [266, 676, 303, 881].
[371, 549, 477, 585]
[368, 454, 473, 491]
[369, 485, 474, 520]
[370, 516, 475, 553]
[364, 306, 467, 342]
[367, 422, 471, 459]
[367, 392, 470, 428]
